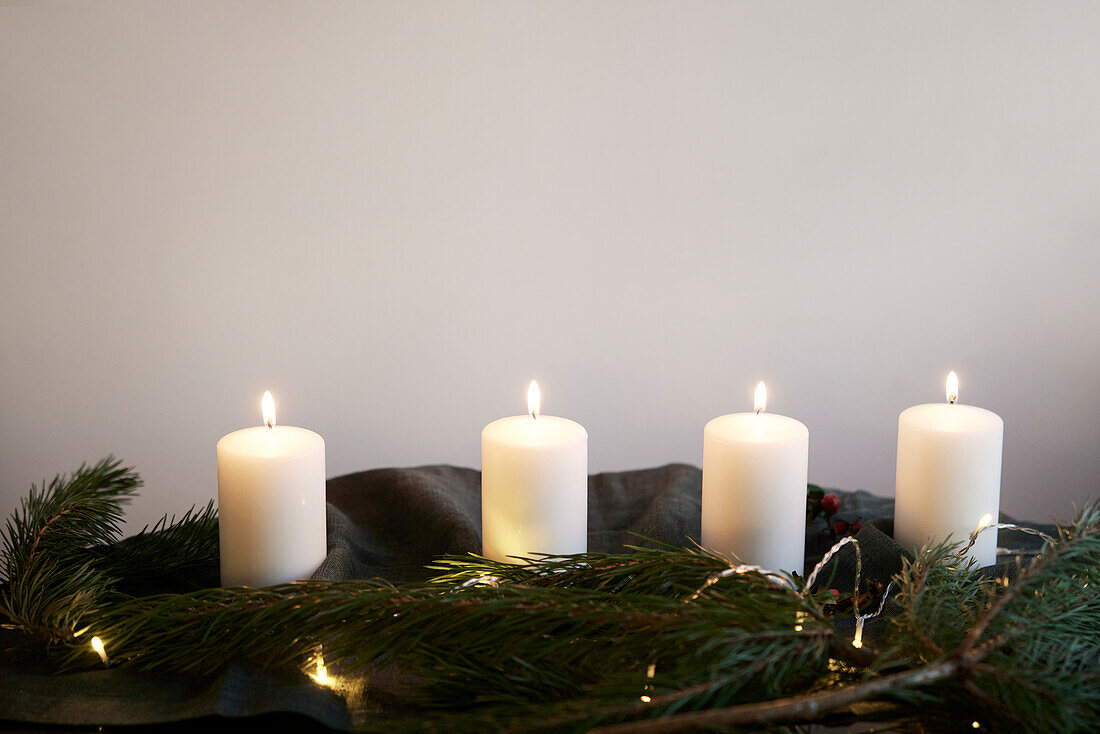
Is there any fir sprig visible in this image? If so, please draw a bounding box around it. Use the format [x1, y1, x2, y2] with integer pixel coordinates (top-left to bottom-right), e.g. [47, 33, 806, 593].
[3, 457, 1099, 732]
[92, 500, 219, 593]
[429, 543, 799, 599]
[0, 457, 141, 640]
[0, 458, 219, 642]
[877, 501, 1100, 730]
[63, 578, 832, 710]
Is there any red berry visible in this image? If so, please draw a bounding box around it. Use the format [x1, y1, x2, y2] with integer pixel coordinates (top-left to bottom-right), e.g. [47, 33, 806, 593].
[821, 493, 841, 515]
[851, 520, 862, 534]
[832, 519, 849, 535]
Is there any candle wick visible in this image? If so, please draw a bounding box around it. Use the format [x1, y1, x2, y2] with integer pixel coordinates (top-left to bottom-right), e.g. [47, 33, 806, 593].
[755, 407, 763, 415]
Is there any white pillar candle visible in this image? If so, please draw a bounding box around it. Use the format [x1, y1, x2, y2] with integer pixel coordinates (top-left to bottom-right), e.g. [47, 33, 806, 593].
[894, 371, 1003, 567]
[217, 391, 327, 587]
[702, 382, 809, 574]
[481, 381, 588, 563]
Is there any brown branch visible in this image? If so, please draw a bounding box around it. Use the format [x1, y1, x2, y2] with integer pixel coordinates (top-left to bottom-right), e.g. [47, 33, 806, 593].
[588, 660, 959, 734]
[517, 663, 774, 732]
[23, 506, 77, 573]
[516, 632, 837, 733]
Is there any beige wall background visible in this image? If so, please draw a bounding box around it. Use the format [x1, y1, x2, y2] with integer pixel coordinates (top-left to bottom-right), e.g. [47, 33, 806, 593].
[2, 1, 1098, 531]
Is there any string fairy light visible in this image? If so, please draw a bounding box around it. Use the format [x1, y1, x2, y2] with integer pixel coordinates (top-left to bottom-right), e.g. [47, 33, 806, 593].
[686, 534, 885, 650]
[306, 646, 338, 689]
[801, 536, 900, 649]
[804, 535, 864, 633]
[457, 534, 887, 654]
[852, 580, 895, 650]
[640, 663, 656, 703]
[958, 513, 1054, 559]
[309, 657, 330, 686]
[460, 575, 501, 589]
[804, 536, 861, 602]
[685, 563, 789, 602]
[90, 636, 109, 666]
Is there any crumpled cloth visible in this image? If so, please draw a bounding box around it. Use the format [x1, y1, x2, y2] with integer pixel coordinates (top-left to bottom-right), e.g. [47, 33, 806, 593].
[0, 464, 1054, 730]
[315, 464, 706, 583]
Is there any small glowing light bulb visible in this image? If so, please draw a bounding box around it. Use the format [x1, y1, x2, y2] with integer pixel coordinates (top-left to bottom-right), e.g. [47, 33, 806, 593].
[90, 636, 108, 665]
[639, 662, 656, 703]
[307, 653, 333, 687]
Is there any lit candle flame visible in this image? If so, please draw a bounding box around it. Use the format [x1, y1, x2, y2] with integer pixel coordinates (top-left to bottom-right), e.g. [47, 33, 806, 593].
[262, 391, 276, 429]
[754, 381, 767, 415]
[946, 371, 959, 405]
[528, 380, 540, 421]
[90, 636, 108, 665]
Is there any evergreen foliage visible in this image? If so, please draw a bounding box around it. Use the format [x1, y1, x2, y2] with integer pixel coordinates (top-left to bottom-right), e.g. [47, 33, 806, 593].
[2, 458, 1098, 732]
[0, 457, 141, 640]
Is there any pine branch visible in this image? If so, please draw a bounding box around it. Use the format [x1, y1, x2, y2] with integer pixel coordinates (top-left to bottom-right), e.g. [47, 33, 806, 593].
[949, 502, 1100, 729]
[0, 457, 141, 641]
[581, 502, 1100, 733]
[587, 660, 960, 733]
[59, 544, 865, 730]
[91, 500, 219, 593]
[63, 578, 833, 712]
[4, 456, 1096, 732]
[879, 501, 1100, 730]
[963, 502, 1100, 652]
[0, 458, 217, 640]
[429, 545, 817, 608]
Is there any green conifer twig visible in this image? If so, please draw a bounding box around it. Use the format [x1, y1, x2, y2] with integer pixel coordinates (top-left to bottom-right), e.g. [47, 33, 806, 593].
[3, 457, 1099, 732]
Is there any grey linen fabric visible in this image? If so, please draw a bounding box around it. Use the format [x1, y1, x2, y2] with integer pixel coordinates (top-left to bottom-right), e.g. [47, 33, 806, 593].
[316, 464, 705, 583]
[0, 464, 1054, 729]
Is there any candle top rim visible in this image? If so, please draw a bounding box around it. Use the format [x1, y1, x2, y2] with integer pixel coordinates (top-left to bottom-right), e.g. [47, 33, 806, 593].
[899, 402, 1003, 431]
[482, 414, 587, 447]
[217, 425, 325, 459]
[704, 412, 808, 443]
